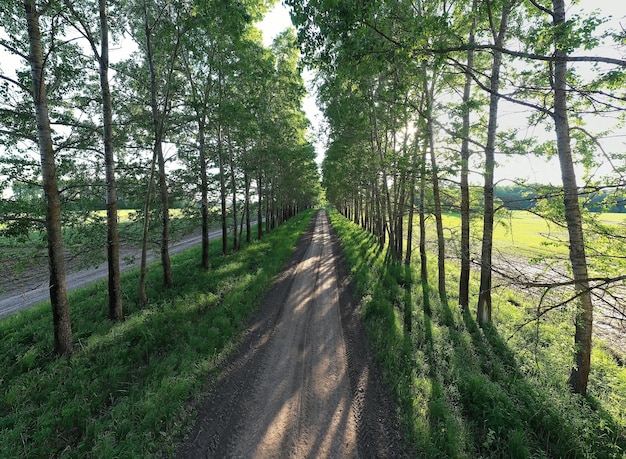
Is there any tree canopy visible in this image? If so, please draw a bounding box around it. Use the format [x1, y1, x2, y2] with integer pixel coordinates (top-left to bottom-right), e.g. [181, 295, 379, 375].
[0, 0, 319, 354]
[287, 0, 626, 395]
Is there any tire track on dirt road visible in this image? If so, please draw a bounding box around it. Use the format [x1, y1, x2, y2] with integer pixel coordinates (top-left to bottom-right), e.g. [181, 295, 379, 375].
[177, 210, 412, 459]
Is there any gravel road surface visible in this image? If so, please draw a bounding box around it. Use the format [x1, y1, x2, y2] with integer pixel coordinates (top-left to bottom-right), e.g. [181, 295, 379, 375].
[0, 228, 223, 318]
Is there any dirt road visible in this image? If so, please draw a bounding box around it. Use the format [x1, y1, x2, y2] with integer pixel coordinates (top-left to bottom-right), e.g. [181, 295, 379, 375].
[176, 210, 410, 458]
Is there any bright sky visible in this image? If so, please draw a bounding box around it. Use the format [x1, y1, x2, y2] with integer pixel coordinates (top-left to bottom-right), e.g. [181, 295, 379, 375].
[259, 1, 626, 185]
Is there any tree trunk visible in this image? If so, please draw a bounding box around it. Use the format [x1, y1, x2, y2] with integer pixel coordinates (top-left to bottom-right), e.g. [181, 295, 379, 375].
[180, 47, 210, 269]
[218, 122, 228, 255]
[99, 0, 123, 321]
[138, 152, 157, 306]
[459, 0, 478, 311]
[269, 178, 276, 231]
[199, 118, 210, 269]
[477, 1, 512, 326]
[424, 73, 447, 304]
[375, 184, 385, 247]
[265, 178, 271, 233]
[406, 179, 415, 267]
[156, 142, 172, 287]
[396, 169, 407, 262]
[245, 171, 251, 243]
[552, 0, 594, 395]
[143, 0, 172, 288]
[214, 67, 228, 256]
[238, 205, 245, 247]
[227, 127, 238, 251]
[406, 179, 415, 268]
[257, 172, 263, 240]
[370, 91, 394, 253]
[406, 130, 421, 267]
[24, 0, 73, 356]
[419, 140, 431, 316]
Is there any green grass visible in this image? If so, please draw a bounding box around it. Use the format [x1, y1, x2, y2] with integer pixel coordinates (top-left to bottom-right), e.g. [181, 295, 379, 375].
[328, 209, 626, 458]
[439, 210, 570, 259]
[0, 210, 314, 458]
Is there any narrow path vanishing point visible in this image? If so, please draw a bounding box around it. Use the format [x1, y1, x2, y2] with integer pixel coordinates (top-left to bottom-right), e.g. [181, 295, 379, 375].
[177, 210, 410, 458]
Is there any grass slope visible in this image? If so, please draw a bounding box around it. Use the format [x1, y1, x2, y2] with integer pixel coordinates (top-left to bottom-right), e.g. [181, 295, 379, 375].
[329, 209, 626, 458]
[0, 210, 313, 458]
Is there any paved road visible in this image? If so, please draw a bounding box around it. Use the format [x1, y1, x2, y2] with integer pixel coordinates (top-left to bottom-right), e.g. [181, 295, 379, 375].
[0, 228, 223, 318]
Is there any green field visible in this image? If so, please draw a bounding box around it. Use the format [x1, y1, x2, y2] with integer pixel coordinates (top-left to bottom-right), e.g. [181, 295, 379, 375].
[91, 208, 186, 222]
[435, 210, 626, 269]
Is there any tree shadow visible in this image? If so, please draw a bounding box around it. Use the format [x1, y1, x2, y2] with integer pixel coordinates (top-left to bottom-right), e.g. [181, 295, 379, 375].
[336, 213, 625, 458]
[414, 285, 626, 458]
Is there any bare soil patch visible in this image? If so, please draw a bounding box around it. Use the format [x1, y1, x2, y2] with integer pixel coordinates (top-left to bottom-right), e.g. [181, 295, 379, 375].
[487, 252, 626, 361]
[176, 210, 412, 458]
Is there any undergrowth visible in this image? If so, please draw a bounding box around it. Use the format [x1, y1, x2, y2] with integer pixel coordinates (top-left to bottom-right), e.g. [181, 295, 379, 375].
[0, 210, 313, 458]
[328, 208, 626, 458]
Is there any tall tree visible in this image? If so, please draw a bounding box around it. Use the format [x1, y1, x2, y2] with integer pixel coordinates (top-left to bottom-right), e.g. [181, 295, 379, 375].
[550, 0, 594, 395]
[62, 0, 124, 321]
[127, 0, 186, 296]
[179, 7, 220, 268]
[476, 0, 515, 326]
[142, 0, 174, 288]
[99, 0, 123, 321]
[23, 0, 73, 355]
[418, 135, 431, 316]
[216, 68, 229, 255]
[422, 64, 447, 303]
[458, 0, 479, 311]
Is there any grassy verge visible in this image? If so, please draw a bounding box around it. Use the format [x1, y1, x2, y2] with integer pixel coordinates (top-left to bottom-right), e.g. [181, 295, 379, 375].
[328, 209, 626, 458]
[0, 210, 314, 458]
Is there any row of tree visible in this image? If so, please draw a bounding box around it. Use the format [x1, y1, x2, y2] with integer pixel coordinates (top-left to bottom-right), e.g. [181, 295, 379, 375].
[0, 1, 319, 356]
[287, 0, 626, 395]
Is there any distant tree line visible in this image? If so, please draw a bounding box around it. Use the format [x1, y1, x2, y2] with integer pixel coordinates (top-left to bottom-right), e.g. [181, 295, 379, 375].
[494, 185, 626, 213]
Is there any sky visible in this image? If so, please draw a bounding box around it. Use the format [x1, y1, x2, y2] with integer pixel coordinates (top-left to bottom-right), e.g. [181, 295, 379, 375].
[258, 1, 626, 186]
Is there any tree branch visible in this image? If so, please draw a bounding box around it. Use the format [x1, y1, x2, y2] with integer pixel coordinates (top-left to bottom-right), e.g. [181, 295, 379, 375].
[447, 56, 554, 116]
[526, 0, 554, 18]
[0, 128, 37, 142]
[0, 74, 31, 94]
[0, 39, 29, 61]
[435, 44, 626, 67]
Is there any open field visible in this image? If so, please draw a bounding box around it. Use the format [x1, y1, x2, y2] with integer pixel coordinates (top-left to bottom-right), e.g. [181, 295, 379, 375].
[91, 208, 186, 222]
[431, 210, 626, 358]
[439, 210, 626, 261]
